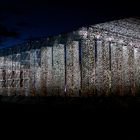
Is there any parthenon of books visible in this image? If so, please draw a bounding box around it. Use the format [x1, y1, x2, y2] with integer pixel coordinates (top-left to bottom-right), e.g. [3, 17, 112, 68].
[0, 18, 140, 96]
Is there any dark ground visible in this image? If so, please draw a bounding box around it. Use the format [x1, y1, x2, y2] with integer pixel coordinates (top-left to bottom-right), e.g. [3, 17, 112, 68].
[0, 95, 139, 112]
[0, 95, 139, 137]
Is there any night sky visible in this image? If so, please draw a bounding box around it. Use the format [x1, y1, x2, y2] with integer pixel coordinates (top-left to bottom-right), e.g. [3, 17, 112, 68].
[0, 0, 140, 48]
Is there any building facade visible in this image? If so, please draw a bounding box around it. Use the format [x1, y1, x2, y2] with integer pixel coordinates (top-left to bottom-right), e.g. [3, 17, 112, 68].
[0, 18, 140, 96]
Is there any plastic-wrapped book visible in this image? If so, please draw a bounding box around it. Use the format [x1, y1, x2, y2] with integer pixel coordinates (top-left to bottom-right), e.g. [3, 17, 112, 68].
[0, 18, 140, 96]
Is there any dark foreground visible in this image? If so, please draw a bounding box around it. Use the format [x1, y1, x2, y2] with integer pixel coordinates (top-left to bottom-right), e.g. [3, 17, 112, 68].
[1, 95, 140, 137]
[0, 95, 140, 112]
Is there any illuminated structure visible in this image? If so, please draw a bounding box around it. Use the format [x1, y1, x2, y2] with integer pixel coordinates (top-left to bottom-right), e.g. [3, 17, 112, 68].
[0, 18, 140, 96]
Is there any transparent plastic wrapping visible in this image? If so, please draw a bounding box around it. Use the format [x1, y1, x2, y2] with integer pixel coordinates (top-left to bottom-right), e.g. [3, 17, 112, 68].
[0, 18, 140, 96]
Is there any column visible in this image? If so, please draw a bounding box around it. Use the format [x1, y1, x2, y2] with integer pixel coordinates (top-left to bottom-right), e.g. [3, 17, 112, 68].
[95, 40, 110, 95]
[41, 46, 53, 96]
[122, 45, 135, 95]
[66, 41, 81, 96]
[81, 38, 95, 96]
[30, 49, 36, 96]
[111, 43, 123, 95]
[52, 44, 65, 96]
[134, 46, 140, 95]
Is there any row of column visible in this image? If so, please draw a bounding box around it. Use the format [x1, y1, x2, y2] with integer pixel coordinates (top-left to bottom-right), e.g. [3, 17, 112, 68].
[0, 49, 31, 96]
[0, 38, 140, 96]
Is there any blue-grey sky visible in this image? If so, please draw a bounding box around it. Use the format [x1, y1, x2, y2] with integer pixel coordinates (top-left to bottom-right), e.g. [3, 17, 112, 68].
[0, 0, 139, 48]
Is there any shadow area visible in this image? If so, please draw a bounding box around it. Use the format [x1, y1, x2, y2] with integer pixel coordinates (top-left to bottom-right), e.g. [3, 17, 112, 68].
[0, 94, 139, 113]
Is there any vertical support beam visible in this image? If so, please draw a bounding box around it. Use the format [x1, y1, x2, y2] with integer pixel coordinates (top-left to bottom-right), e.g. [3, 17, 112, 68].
[122, 45, 129, 95]
[41, 47, 47, 96]
[2, 69, 6, 96]
[7, 48, 13, 96]
[4, 50, 9, 96]
[46, 47, 53, 96]
[11, 53, 16, 95]
[23, 69, 30, 96]
[34, 67, 41, 95]
[21, 51, 30, 96]
[0, 54, 5, 95]
[134, 47, 140, 95]
[53, 44, 65, 96]
[66, 41, 80, 96]
[30, 49, 36, 96]
[41, 47, 53, 96]
[128, 45, 135, 95]
[101, 41, 110, 95]
[15, 52, 21, 96]
[95, 40, 102, 95]
[34, 49, 41, 95]
[123, 45, 130, 95]
[122, 45, 135, 95]
[95, 40, 110, 95]
[111, 43, 123, 95]
[81, 38, 95, 96]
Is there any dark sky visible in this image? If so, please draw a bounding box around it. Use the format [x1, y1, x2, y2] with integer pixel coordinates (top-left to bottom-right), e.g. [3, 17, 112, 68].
[0, 0, 140, 48]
